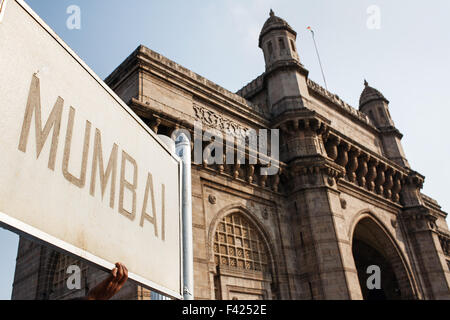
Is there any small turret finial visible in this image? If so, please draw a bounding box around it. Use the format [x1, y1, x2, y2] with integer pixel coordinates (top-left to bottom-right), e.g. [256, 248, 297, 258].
[270, 9, 274, 17]
[364, 79, 368, 87]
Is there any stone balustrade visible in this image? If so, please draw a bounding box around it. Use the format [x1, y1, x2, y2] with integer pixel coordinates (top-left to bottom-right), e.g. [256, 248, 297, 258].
[147, 116, 286, 193]
[323, 132, 423, 204]
[146, 111, 424, 201]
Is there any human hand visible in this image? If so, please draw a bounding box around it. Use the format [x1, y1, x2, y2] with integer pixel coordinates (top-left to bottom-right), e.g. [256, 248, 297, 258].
[86, 262, 128, 300]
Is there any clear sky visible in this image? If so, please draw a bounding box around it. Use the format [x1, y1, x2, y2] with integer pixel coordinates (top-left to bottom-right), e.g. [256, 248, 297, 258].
[1, 0, 449, 299]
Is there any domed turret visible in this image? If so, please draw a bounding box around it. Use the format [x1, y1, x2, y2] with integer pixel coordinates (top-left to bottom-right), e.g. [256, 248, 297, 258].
[359, 80, 393, 128]
[256, 10, 309, 118]
[359, 80, 410, 168]
[259, 10, 296, 46]
[359, 80, 389, 108]
[259, 10, 300, 70]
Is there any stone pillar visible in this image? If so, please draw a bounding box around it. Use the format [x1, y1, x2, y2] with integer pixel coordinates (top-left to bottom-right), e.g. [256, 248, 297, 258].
[400, 174, 450, 299]
[287, 162, 362, 299]
[275, 114, 362, 299]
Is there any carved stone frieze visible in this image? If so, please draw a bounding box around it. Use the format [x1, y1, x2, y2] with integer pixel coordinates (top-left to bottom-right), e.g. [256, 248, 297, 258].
[193, 104, 250, 137]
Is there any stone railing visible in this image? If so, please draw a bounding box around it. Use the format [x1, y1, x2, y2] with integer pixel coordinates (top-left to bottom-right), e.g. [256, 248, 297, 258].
[323, 132, 421, 204]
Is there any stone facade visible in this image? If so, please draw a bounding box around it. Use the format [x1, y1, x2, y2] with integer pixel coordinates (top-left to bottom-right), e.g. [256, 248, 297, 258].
[11, 11, 450, 300]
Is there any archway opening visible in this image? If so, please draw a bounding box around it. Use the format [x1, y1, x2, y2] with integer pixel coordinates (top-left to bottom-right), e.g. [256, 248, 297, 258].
[212, 212, 275, 300]
[352, 239, 400, 300]
[352, 217, 414, 300]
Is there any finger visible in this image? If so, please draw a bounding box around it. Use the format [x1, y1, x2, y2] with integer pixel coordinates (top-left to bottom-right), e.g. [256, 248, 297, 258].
[116, 263, 124, 282]
[111, 267, 118, 278]
[117, 264, 127, 284]
[118, 266, 128, 286]
[105, 281, 116, 295]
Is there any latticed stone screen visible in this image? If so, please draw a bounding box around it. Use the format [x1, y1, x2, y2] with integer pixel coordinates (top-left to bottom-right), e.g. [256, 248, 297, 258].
[214, 213, 269, 272]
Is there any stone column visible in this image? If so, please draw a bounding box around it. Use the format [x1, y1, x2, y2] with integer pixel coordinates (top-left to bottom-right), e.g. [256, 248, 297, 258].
[287, 161, 362, 300]
[400, 175, 450, 299]
[277, 115, 362, 299]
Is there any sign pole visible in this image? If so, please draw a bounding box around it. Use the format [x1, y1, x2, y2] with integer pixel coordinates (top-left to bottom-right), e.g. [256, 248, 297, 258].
[175, 133, 194, 300]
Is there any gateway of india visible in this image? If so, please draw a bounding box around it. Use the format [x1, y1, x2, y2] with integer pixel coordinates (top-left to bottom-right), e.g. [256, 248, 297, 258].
[11, 10, 450, 300]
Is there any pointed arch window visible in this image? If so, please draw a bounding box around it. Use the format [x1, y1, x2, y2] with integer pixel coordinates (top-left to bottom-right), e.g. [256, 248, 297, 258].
[213, 213, 269, 272]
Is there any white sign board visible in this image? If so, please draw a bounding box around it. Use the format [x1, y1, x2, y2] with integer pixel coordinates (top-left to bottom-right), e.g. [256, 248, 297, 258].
[0, 0, 182, 299]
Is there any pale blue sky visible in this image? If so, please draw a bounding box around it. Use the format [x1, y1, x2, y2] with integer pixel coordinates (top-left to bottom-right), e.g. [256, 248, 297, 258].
[1, 0, 449, 299]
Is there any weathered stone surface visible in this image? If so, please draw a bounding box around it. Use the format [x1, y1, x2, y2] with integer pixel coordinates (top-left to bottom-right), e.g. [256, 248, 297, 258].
[11, 11, 450, 301]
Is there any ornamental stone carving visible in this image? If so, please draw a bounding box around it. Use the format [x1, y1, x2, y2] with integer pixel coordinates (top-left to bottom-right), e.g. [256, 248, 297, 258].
[208, 195, 217, 205]
[193, 104, 250, 137]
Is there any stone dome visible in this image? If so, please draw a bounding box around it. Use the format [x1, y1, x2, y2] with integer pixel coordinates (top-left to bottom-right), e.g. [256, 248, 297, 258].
[259, 10, 297, 47]
[359, 80, 389, 108]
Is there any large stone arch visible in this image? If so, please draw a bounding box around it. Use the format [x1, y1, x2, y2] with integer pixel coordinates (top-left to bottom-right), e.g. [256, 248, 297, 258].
[349, 212, 417, 300]
[207, 204, 279, 300]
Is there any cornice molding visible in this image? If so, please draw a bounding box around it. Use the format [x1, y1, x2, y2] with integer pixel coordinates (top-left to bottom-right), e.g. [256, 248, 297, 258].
[337, 179, 402, 214]
[307, 79, 379, 132]
[135, 47, 269, 121]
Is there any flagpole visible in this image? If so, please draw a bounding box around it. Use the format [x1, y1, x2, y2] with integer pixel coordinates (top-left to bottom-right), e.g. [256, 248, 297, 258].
[308, 27, 328, 90]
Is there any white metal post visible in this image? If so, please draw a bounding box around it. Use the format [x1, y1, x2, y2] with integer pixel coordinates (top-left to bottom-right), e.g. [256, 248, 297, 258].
[175, 133, 194, 300]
